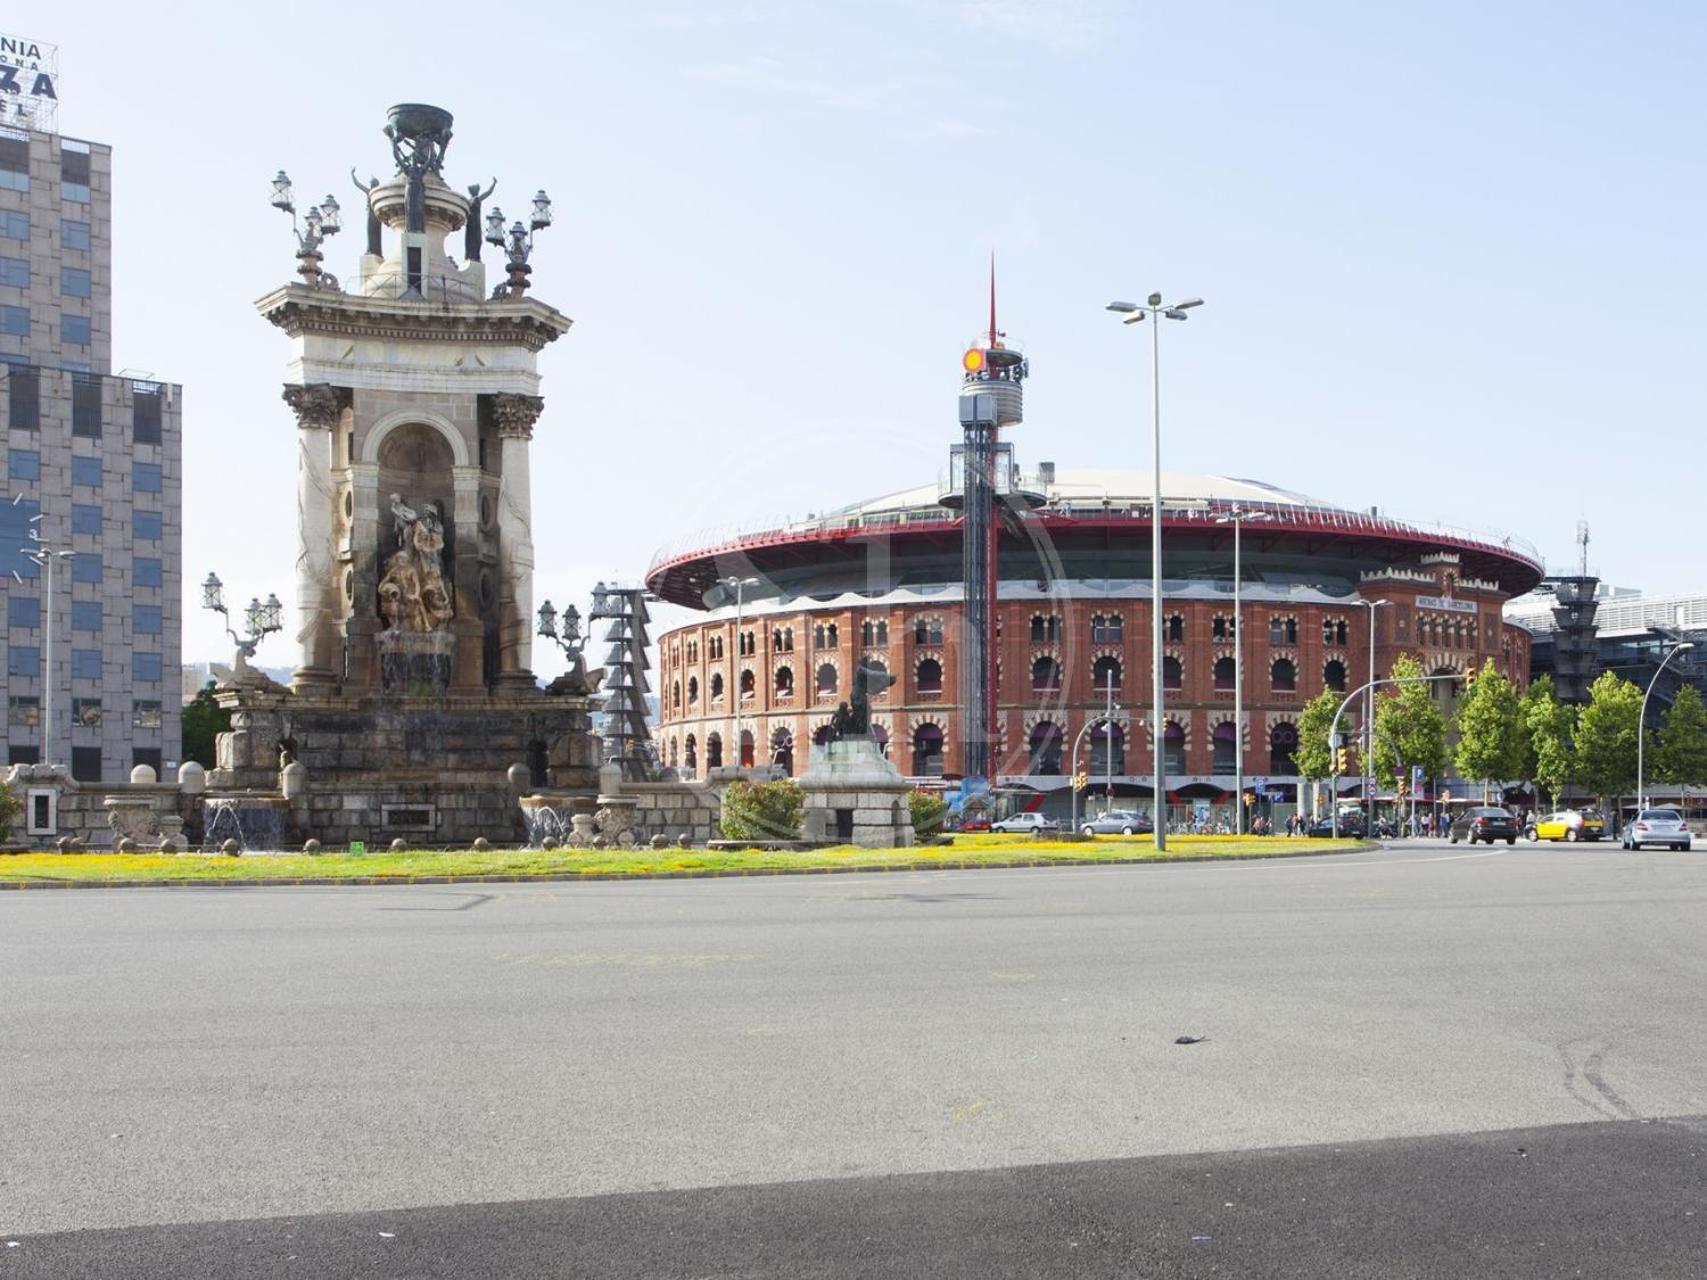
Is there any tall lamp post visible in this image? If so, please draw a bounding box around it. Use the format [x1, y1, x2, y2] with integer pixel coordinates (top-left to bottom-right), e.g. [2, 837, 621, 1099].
[1214, 505, 1271, 834]
[1357, 598, 1390, 817]
[719, 575, 759, 771]
[201, 573, 284, 679]
[1637, 641, 1693, 809]
[22, 518, 75, 766]
[1107, 293, 1203, 849]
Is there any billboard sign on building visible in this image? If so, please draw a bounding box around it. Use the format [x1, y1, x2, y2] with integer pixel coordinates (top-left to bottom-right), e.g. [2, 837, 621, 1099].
[0, 35, 57, 132]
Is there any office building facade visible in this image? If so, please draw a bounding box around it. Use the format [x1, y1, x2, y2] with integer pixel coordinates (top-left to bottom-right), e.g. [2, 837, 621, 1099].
[0, 121, 182, 781]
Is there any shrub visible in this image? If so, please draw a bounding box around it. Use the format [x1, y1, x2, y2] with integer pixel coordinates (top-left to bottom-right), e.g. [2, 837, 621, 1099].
[720, 779, 804, 841]
[0, 779, 18, 843]
[909, 790, 948, 837]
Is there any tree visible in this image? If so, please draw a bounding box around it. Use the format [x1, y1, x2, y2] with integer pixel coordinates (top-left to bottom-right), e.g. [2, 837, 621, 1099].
[1453, 660, 1524, 799]
[1523, 677, 1576, 805]
[1573, 672, 1642, 804]
[908, 790, 948, 837]
[1372, 654, 1448, 788]
[181, 682, 231, 769]
[720, 779, 804, 841]
[1656, 683, 1707, 788]
[1294, 690, 1341, 781]
[0, 777, 19, 843]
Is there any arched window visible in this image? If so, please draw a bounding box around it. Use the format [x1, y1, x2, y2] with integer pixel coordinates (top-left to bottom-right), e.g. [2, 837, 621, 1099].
[1089, 720, 1125, 775]
[741, 630, 755, 656]
[709, 635, 723, 660]
[1163, 720, 1186, 774]
[826, 623, 838, 648]
[774, 665, 794, 697]
[687, 675, 699, 704]
[706, 732, 723, 768]
[710, 671, 725, 700]
[771, 728, 794, 776]
[916, 657, 943, 694]
[1270, 722, 1299, 775]
[912, 616, 944, 646]
[1323, 659, 1347, 692]
[1028, 721, 1064, 775]
[876, 620, 889, 645]
[816, 662, 838, 694]
[1212, 614, 1236, 641]
[1167, 614, 1184, 643]
[684, 734, 697, 771]
[1271, 658, 1297, 692]
[861, 620, 874, 646]
[1031, 656, 1061, 692]
[1091, 613, 1123, 643]
[739, 730, 755, 768]
[1213, 656, 1235, 691]
[1163, 655, 1183, 691]
[672, 680, 681, 709]
[1212, 722, 1236, 774]
[913, 724, 944, 777]
[774, 627, 786, 652]
[1091, 654, 1122, 692]
[739, 668, 756, 699]
[814, 624, 826, 648]
[1030, 614, 1060, 644]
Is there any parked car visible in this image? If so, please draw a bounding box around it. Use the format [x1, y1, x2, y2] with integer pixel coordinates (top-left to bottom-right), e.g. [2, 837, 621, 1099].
[1621, 808, 1693, 851]
[1449, 806, 1518, 845]
[990, 812, 1058, 835]
[1525, 809, 1606, 843]
[1306, 815, 1366, 838]
[1079, 809, 1153, 837]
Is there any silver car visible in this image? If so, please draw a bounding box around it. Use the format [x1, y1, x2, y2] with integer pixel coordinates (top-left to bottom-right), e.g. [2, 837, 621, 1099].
[1079, 809, 1154, 837]
[1622, 808, 1694, 851]
[990, 812, 1059, 834]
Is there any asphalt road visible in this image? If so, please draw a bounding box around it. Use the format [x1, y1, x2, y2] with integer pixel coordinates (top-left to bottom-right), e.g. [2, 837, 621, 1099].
[3, 841, 1705, 1276]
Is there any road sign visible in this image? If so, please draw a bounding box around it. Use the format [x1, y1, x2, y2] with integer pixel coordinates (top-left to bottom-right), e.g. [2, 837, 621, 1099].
[1411, 765, 1424, 787]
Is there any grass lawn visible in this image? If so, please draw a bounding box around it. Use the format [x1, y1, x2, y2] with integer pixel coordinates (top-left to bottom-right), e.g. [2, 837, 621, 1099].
[0, 835, 1365, 886]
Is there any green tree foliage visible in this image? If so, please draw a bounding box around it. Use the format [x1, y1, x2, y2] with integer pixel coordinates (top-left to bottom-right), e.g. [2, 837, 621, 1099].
[1522, 676, 1577, 803]
[1573, 672, 1643, 802]
[1656, 683, 1707, 787]
[1372, 654, 1448, 787]
[1294, 690, 1341, 780]
[908, 790, 948, 837]
[0, 778, 20, 843]
[180, 682, 232, 769]
[1453, 660, 1524, 795]
[719, 779, 804, 841]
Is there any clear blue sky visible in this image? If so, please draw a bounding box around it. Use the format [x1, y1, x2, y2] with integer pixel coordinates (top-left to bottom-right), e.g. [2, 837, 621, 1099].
[41, 0, 1706, 671]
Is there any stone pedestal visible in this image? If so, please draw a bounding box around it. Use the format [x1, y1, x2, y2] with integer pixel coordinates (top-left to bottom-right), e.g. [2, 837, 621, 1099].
[798, 737, 915, 849]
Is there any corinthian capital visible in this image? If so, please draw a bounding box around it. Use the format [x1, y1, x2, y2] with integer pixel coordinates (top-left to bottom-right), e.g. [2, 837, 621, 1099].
[282, 383, 344, 430]
[492, 392, 545, 440]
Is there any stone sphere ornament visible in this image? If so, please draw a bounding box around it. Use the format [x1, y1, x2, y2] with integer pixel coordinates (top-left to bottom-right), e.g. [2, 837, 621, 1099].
[117, 838, 138, 853]
[57, 836, 74, 854]
[677, 835, 692, 849]
[221, 838, 241, 856]
[158, 839, 178, 855]
[303, 839, 323, 854]
[507, 763, 531, 792]
[472, 837, 491, 851]
[390, 838, 408, 852]
[541, 837, 559, 851]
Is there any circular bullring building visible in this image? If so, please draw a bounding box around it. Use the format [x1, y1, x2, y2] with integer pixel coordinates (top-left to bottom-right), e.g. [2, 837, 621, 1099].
[645, 465, 1542, 821]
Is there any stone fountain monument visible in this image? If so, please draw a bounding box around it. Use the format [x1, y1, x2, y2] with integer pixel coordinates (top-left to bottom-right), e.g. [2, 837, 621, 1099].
[205, 104, 600, 847]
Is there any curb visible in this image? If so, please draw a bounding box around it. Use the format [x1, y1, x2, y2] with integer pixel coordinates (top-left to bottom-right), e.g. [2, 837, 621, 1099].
[0, 842, 1379, 891]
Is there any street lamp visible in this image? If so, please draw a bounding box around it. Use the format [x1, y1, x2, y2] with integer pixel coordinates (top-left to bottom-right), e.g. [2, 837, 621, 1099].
[269, 171, 342, 287]
[1215, 505, 1271, 834]
[1637, 641, 1693, 809]
[719, 575, 760, 771]
[21, 516, 74, 766]
[1356, 598, 1390, 819]
[485, 189, 554, 298]
[1107, 293, 1203, 849]
[202, 572, 283, 679]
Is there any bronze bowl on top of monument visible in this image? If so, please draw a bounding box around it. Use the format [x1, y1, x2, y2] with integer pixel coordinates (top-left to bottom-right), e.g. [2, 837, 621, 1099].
[387, 104, 454, 142]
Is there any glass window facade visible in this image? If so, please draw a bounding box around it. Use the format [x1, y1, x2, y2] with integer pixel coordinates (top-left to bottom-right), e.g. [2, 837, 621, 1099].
[7, 365, 38, 427]
[133, 387, 162, 443]
[61, 266, 92, 298]
[0, 210, 27, 240]
[133, 603, 161, 634]
[0, 135, 27, 191]
[8, 645, 40, 677]
[133, 462, 161, 493]
[70, 746, 101, 782]
[71, 600, 102, 630]
[133, 509, 161, 541]
[132, 556, 161, 588]
[0, 304, 27, 335]
[61, 314, 91, 346]
[71, 454, 102, 487]
[133, 652, 162, 682]
[71, 503, 101, 535]
[61, 218, 90, 251]
[132, 700, 162, 729]
[7, 594, 39, 627]
[7, 446, 39, 481]
[71, 648, 101, 680]
[71, 552, 101, 583]
[0, 255, 27, 287]
[8, 694, 39, 726]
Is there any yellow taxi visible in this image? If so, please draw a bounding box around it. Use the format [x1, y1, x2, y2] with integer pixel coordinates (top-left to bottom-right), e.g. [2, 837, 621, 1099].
[1526, 809, 1606, 842]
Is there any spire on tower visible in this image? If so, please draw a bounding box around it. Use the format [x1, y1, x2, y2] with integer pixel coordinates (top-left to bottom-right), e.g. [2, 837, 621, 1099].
[988, 251, 998, 348]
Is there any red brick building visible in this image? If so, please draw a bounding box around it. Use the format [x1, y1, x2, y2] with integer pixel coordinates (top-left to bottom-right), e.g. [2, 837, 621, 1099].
[646, 470, 1540, 812]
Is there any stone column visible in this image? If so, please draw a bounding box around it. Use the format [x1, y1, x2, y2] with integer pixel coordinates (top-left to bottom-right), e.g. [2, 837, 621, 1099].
[283, 384, 343, 690]
[450, 464, 485, 690]
[492, 393, 543, 690]
[345, 461, 383, 689]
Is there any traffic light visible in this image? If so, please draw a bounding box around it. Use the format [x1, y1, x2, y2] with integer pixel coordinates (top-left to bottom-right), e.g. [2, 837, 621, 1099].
[1333, 746, 1349, 774]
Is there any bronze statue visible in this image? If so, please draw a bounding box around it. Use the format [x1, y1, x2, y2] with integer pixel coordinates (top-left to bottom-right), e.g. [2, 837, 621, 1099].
[350, 170, 382, 257]
[829, 658, 897, 739]
[465, 179, 497, 263]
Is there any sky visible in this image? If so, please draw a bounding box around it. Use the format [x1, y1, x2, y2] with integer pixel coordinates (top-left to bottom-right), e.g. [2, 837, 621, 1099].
[34, 0, 1707, 677]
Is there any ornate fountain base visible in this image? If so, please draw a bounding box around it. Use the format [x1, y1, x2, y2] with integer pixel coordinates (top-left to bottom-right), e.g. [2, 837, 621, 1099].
[210, 680, 599, 848]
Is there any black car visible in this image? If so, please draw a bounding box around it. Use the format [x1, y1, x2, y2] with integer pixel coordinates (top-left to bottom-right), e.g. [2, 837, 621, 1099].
[1306, 815, 1366, 838]
[1449, 806, 1518, 845]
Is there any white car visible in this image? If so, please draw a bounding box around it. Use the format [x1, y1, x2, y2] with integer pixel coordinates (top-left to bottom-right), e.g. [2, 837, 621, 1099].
[1622, 809, 1694, 851]
[991, 812, 1059, 834]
